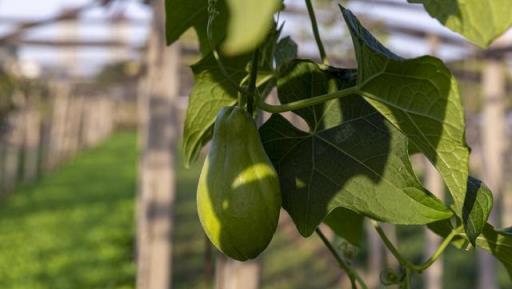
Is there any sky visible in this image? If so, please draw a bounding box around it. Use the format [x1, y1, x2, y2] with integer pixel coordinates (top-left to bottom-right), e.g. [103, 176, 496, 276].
[0, 0, 151, 76]
[0, 0, 495, 77]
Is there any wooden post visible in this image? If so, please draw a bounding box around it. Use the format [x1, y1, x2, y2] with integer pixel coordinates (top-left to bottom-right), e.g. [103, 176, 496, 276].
[45, 82, 70, 170]
[23, 93, 41, 182]
[478, 57, 506, 289]
[136, 0, 178, 287]
[64, 95, 83, 156]
[382, 224, 399, 270]
[2, 106, 23, 193]
[366, 224, 383, 289]
[215, 254, 261, 289]
[424, 34, 444, 289]
[424, 161, 444, 289]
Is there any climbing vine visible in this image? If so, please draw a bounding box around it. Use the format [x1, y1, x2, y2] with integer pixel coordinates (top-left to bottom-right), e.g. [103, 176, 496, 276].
[165, 0, 512, 288]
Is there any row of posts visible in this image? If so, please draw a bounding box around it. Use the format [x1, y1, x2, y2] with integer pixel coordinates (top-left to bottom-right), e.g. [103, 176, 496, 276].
[0, 81, 115, 195]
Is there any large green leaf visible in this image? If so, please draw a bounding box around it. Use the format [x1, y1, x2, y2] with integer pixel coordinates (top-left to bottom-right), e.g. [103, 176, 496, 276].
[165, 0, 281, 55]
[222, 0, 282, 55]
[165, 0, 228, 54]
[463, 177, 493, 245]
[340, 7, 470, 218]
[259, 60, 452, 237]
[182, 53, 250, 166]
[324, 207, 364, 247]
[409, 0, 512, 48]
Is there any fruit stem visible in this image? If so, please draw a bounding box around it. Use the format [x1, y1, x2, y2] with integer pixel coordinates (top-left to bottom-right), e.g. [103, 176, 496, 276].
[247, 47, 260, 114]
[371, 220, 463, 273]
[256, 85, 358, 113]
[315, 227, 368, 289]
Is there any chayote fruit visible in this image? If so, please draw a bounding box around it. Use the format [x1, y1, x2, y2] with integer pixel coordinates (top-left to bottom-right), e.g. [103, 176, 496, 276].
[197, 106, 281, 261]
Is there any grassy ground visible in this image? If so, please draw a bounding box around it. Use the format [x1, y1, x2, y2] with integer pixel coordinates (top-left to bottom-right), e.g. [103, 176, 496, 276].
[0, 132, 137, 289]
[0, 131, 505, 289]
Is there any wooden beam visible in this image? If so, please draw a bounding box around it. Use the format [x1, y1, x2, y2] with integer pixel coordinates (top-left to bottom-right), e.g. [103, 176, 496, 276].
[0, 1, 96, 45]
[0, 16, 148, 26]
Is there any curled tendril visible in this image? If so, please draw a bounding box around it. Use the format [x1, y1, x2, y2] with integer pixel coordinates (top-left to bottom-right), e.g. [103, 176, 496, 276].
[333, 238, 358, 261]
[208, 0, 219, 16]
[379, 268, 402, 286]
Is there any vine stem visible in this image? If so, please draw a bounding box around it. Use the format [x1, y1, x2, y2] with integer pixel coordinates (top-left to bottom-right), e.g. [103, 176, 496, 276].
[206, 0, 241, 92]
[371, 221, 463, 273]
[305, 0, 328, 64]
[246, 48, 260, 114]
[315, 228, 368, 289]
[257, 85, 358, 113]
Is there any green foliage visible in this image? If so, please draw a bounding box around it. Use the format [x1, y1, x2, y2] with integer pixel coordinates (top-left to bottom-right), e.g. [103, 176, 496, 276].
[168, 0, 512, 286]
[430, 219, 512, 281]
[463, 177, 493, 245]
[182, 52, 250, 166]
[274, 36, 298, 68]
[477, 225, 512, 277]
[324, 207, 364, 247]
[341, 6, 470, 220]
[165, 0, 227, 54]
[0, 133, 136, 289]
[222, 0, 282, 55]
[409, 0, 512, 47]
[260, 61, 451, 236]
[165, 0, 282, 55]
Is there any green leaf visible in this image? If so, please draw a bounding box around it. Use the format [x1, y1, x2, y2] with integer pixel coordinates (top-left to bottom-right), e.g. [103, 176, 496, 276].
[431, 220, 512, 281]
[324, 207, 364, 247]
[259, 60, 452, 237]
[409, 0, 512, 48]
[182, 53, 250, 166]
[222, 0, 282, 55]
[463, 177, 493, 245]
[476, 224, 512, 279]
[165, 0, 228, 54]
[340, 6, 470, 218]
[275, 36, 298, 68]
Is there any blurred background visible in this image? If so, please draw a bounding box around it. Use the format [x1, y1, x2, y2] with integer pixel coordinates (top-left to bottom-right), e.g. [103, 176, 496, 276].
[0, 0, 510, 289]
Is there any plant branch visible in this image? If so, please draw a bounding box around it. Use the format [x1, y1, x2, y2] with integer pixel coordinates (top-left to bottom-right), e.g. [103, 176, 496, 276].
[305, 0, 328, 64]
[206, 0, 240, 92]
[371, 221, 463, 273]
[256, 85, 358, 113]
[247, 48, 260, 114]
[315, 228, 368, 289]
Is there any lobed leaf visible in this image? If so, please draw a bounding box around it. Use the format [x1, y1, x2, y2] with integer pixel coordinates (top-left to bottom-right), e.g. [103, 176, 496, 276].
[409, 0, 512, 48]
[260, 60, 452, 237]
[340, 6, 470, 219]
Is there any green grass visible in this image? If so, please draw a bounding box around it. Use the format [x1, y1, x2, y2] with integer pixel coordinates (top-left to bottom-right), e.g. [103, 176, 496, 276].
[1, 131, 502, 289]
[0, 132, 137, 289]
